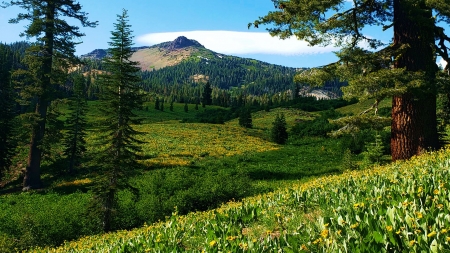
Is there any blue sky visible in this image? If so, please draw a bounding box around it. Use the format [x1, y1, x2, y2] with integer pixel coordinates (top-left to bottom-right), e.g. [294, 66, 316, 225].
[0, 0, 447, 68]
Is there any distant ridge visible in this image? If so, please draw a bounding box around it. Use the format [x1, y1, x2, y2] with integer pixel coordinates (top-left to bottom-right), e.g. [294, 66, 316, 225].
[80, 36, 203, 60]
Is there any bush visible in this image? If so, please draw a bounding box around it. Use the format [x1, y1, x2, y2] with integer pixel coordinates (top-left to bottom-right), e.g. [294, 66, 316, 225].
[0, 192, 101, 251]
[291, 109, 341, 138]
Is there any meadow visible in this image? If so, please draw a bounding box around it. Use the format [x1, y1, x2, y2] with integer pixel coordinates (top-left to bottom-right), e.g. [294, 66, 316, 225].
[29, 145, 450, 252]
[0, 101, 346, 251]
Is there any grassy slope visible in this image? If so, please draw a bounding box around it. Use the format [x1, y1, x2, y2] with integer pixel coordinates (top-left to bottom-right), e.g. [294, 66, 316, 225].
[130, 47, 199, 71]
[34, 148, 450, 252]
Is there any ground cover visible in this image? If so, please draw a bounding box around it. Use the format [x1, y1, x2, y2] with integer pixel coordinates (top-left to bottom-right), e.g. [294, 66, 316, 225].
[31, 148, 450, 252]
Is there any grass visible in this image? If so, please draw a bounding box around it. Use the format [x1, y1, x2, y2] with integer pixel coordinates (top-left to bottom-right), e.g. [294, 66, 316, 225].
[30, 147, 450, 252]
[0, 100, 349, 252]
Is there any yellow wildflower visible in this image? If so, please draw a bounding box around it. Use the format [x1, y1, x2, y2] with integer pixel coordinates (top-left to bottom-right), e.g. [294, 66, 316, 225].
[409, 240, 415, 246]
[386, 226, 393, 232]
[428, 231, 437, 238]
[209, 240, 217, 247]
[433, 189, 440, 195]
[301, 244, 308, 250]
[350, 223, 359, 229]
[321, 229, 329, 238]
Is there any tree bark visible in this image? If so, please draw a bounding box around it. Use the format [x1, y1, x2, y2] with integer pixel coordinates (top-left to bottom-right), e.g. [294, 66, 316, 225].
[391, 0, 439, 161]
[23, 1, 55, 190]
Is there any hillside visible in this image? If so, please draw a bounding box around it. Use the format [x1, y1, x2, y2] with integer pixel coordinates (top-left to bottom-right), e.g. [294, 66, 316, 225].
[31, 148, 450, 252]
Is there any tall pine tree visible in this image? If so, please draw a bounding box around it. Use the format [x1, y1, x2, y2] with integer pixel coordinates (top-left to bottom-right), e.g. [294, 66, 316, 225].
[0, 43, 16, 180]
[93, 9, 143, 232]
[251, 0, 450, 161]
[63, 74, 88, 174]
[3, 0, 97, 189]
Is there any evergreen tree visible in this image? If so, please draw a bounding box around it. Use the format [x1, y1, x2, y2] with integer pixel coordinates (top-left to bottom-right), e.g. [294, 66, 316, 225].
[154, 97, 160, 110]
[93, 9, 142, 232]
[0, 43, 16, 180]
[195, 102, 199, 110]
[170, 101, 174, 111]
[4, 0, 97, 189]
[251, 0, 450, 161]
[160, 100, 164, 111]
[202, 81, 212, 107]
[63, 74, 88, 174]
[238, 107, 253, 128]
[271, 113, 288, 144]
[184, 102, 188, 113]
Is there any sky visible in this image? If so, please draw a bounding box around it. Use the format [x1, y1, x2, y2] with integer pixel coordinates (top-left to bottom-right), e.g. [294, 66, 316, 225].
[0, 0, 447, 68]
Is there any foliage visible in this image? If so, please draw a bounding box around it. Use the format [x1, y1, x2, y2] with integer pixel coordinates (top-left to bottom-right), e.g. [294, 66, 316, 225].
[238, 107, 253, 128]
[250, 0, 450, 161]
[4, 0, 97, 189]
[63, 74, 88, 174]
[202, 81, 212, 107]
[360, 132, 385, 168]
[271, 113, 288, 144]
[0, 191, 101, 252]
[341, 148, 358, 171]
[31, 148, 450, 252]
[290, 109, 341, 138]
[0, 43, 20, 179]
[92, 9, 143, 232]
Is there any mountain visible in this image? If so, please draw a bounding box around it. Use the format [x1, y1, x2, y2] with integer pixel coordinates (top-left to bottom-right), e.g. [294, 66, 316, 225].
[80, 36, 344, 98]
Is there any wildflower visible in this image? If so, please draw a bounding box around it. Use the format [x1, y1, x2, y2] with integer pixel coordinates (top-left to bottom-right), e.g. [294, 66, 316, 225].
[433, 189, 440, 195]
[321, 229, 329, 238]
[337, 230, 342, 235]
[417, 186, 423, 193]
[301, 244, 308, 250]
[441, 228, 448, 234]
[415, 212, 423, 219]
[447, 237, 450, 242]
[350, 223, 359, 229]
[209, 240, 217, 247]
[409, 240, 415, 246]
[428, 231, 437, 238]
[386, 226, 393, 232]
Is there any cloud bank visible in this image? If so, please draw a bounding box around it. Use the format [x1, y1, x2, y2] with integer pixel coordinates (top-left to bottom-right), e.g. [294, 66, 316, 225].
[136, 30, 338, 55]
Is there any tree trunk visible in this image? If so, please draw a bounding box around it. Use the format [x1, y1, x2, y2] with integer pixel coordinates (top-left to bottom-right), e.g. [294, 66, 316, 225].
[391, 0, 439, 161]
[23, 1, 55, 190]
[23, 101, 47, 190]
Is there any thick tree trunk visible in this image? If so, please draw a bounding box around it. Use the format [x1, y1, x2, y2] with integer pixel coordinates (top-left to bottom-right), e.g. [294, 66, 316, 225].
[23, 101, 47, 190]
[391, 0, 439, 161]
[23, 1, 55, 190]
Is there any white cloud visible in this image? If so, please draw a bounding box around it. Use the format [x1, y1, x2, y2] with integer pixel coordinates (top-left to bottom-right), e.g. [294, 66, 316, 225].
[439, 58, 448, 69]
[136, 30, 338, 56]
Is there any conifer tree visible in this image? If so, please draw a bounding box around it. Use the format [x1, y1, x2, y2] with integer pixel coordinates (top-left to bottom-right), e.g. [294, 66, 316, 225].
[251, 0, 450, 161]
[184, 102, 189, 113]
[170, 101, 174, 111]
[63, 74, 88, 174]
[202, 81, 212, 107]
[0, 43, 16, 180]
[271, 113, 288, 144]
[3, 0, 97, 189]
[239, 107, 253, 128]
[154, 97, 160, 110]
[93, 9, 142, 232]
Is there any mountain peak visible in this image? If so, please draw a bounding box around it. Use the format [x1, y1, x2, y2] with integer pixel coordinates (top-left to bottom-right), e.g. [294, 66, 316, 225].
[162, 36, 204, 50]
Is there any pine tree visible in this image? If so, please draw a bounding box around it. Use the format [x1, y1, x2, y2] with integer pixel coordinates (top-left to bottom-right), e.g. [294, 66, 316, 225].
[202, 81, 212, 107]
[154, 97, 160, 110]
[271, 113, 288, 144]
[238, 107, 253, 128]
[184, 102, 189, 113]
[170, 101, 174, 111]
[0, 43, 16, 180]
[4, 0, 97, 189]
[251, 0, 450, 161]
[63, 74, 88, 174]
[93, 9, 142, 232]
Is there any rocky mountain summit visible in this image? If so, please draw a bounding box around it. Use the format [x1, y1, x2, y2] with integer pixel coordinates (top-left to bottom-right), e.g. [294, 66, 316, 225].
[157, 36, 204, 51]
